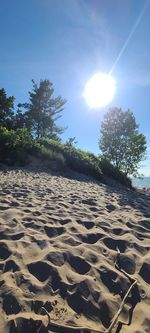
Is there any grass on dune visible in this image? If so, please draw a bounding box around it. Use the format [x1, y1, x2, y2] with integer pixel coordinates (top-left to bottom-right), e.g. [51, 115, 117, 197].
[0, 126, 132, 187]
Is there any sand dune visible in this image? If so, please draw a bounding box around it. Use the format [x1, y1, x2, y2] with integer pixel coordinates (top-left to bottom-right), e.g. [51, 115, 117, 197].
[0, 169, 149, 333]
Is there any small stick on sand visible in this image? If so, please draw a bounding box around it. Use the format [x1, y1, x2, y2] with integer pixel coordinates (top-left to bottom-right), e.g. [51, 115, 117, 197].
[40, 247, 137, 333]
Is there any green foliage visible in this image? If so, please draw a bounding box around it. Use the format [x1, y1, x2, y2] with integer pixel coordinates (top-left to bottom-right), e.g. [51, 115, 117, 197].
[38, 137, 102, 180]
[66, 137, 78, 147]
[0, 127, 132, 186]
[99, 108, 147, 176]
[0, 88, 14, 129]
[32, 142, 66, 169]
[38, 137, 132, 185]
[99, 157, 132, 187]
[0, 127, 33, 165]
[18, 79, 66, 139]
[13, 108, 27, 130]
[0, 126, 65, 168]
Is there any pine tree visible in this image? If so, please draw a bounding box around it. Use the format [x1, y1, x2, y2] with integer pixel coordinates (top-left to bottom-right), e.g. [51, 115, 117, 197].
[0, 88, 14, 129]
[19, 80, 66, 139]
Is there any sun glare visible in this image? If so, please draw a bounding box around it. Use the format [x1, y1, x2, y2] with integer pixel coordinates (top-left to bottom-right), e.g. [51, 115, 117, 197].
[83, 72, 116, 109]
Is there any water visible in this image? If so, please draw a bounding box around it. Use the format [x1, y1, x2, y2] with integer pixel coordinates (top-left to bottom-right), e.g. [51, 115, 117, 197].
[132, 177, 150, 189]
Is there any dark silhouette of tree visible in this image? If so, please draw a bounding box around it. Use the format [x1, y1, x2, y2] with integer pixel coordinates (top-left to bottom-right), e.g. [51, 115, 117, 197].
[0, 88, 14, 129]
[13, 108, 27, 130]
[99, 107, 147, 176]
[66, 137, 78, 147]
[19, 79, 66, 139]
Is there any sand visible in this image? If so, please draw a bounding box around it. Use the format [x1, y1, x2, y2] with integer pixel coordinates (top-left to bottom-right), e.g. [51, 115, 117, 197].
[0, 168, 149, 333]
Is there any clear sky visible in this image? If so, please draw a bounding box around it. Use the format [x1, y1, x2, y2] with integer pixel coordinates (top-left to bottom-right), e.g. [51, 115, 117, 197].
[0, 0, 150, 176]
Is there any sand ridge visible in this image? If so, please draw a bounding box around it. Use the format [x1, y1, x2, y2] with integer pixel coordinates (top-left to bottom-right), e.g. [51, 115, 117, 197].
[0, 169, 149, 333]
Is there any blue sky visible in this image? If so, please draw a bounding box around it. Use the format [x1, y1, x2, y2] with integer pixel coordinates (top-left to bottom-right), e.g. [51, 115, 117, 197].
[0, 0, 150, 176]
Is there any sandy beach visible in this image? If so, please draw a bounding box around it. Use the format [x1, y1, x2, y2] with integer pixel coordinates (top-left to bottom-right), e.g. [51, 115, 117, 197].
[0, 169, 149, 333]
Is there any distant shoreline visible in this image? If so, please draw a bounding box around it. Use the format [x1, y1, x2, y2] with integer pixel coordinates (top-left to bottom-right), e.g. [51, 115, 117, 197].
[132, 176, 150, 189]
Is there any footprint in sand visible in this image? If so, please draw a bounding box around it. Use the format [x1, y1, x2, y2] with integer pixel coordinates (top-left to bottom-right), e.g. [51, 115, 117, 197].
[0, 242, 12, 260]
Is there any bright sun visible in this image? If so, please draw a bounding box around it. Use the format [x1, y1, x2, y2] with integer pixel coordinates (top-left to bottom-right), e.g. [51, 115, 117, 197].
[83, 72, 116, 109]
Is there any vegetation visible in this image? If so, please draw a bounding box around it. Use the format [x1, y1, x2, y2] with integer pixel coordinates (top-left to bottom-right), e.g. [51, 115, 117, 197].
[99, 157, 132, 187]
[38, 137, 102, 180]
[99, 107, 147, 176]
[0, 126, 65, 167]
[0, 124, 132, 186]
[66, 136, 78, 147]
[17, 79, 67, 139]
[0, 126, 33, 165]
[37, 137, 132, 186]
[1, 82, 145, 187]
[0, 88, 14, 129]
